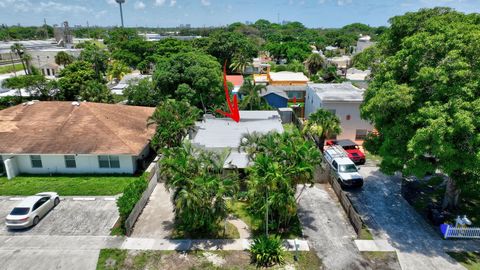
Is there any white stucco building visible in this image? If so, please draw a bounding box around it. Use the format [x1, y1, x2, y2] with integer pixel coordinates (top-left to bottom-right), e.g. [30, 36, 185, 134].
[305, 82, 374, 143]
[0, 101, 155, 179]
[190, 111, 284, 169]
[29, 48, 82, 77]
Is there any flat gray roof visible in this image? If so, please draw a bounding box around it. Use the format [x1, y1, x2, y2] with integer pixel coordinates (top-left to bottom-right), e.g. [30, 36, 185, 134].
[308, 82, 365, 102]
[191, 111, 283, 149]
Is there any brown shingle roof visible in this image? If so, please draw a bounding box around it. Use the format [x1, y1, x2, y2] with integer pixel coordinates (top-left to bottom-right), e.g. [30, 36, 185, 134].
[0, 101, 155, 155]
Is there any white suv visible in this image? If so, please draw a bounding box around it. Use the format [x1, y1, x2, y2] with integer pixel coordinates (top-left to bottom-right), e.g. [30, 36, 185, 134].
[324, 146, 364, 188]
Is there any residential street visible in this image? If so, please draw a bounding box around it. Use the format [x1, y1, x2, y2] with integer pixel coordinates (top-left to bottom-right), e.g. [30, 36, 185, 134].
[347, 166, 475, 270]
[296, 184, 369, 270]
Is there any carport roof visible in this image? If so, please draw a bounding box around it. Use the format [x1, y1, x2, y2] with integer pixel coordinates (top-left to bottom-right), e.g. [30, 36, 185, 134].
[0, 101, 155, 155]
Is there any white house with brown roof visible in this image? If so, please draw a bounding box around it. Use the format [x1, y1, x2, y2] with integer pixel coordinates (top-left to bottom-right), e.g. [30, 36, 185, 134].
[0, 101, 155, 179]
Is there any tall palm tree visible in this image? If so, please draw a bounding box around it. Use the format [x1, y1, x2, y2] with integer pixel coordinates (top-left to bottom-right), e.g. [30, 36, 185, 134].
[305, 53, 324, 76]
[10, 43, 27, 75]
[302, 108, 342, 150]
[22, 53, 32, 75]
[239, 78, 266, 110]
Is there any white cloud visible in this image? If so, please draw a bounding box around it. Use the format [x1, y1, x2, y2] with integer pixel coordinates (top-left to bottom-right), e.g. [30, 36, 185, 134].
[154, 0, 165, 6]
[201, 0, 210, 6]
[169, 0, 176, 7]
[95, 10, 108, 19]
[134, 0, 146, 9]
[106, 0, 116, 5]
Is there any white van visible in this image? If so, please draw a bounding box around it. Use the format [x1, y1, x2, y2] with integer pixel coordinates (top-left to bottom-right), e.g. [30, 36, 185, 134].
[324, 145, 364, 188]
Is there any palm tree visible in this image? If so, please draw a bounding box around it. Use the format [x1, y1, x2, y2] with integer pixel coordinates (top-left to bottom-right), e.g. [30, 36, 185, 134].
[10, 43, 28, 75]
[55, 51, 74, 67]
[160, 142, 238, 235]
[239, 78, 266, 110]
[107, 61, 130, 83]
[22, 53, 32, 75]
[302, 108, 342, 150]
[305, 53, 324, 76]
[230, 53, 252, 75]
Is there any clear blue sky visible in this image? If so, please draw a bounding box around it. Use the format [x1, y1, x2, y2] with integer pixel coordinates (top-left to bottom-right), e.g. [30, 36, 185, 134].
[0, 0, 478, 28]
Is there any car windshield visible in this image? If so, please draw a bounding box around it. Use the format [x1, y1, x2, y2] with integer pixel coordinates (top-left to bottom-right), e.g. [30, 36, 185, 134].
[10, 207, 30, 215]
[339, 164, 358, 173]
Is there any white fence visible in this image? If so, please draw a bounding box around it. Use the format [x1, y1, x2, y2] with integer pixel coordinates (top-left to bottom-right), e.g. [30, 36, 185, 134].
[442, 224, 480, 239]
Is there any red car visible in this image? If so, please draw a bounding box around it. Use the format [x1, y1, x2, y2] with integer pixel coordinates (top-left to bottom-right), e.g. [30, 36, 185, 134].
[326, 139, 366, 165]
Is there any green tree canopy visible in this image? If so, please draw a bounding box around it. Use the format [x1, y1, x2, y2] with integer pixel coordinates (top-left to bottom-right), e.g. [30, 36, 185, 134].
[160, 143, 238, 235]
[57, 61, 98, 101]
[123, 78, 160, 107]
[303, 108, 342, 149]
[147, 99, 201, 151]
[153, 52, 224, 109]
[361, 8, 480, 208]
[54, 51, 74, 67]
[79, 80, 113, 103]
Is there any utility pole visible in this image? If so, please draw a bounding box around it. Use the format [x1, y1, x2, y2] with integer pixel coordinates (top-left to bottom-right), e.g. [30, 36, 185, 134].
[116, 0, 126, 27]
[86, 21, 90, 39]
[43, 18, 49, 39]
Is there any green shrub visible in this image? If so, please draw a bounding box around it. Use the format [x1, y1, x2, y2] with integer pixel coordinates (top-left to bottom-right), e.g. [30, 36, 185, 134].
[116, 174, 148, 232]
[250, 235, 285, 267]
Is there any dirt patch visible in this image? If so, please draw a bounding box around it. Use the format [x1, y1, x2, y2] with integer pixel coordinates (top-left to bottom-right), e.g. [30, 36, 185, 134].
[97, 250, 321, 270]
[361, 252, 402, 270]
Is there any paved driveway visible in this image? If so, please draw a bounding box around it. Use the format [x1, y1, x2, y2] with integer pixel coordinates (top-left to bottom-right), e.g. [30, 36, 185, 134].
[347, 166, 465, 270]
[131, 183, 174, 238]
[296, 184, 369, 270]
[0, 197, 118, 236]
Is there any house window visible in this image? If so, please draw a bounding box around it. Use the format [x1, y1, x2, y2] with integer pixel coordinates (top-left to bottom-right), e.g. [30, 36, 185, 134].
[64, 155, 76, 168]
[355, 129, 368, 140]
[98, 155, 120, 169]
[346, 115, 351, 120]
[30, 155, 43, 168]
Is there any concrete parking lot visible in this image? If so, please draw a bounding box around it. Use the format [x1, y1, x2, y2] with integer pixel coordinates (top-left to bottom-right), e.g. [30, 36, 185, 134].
[0, 197, 118, 236]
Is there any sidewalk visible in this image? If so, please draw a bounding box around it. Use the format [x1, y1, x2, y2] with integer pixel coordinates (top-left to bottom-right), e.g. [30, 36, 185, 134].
[0, 235, 309, 252]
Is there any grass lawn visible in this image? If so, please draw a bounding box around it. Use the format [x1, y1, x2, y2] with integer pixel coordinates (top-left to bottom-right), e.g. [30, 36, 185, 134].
[0, 64, 23, 74]
[113, 94, 126, 104]
[0, 175, 138, 196]
[171, 221, 240, 239]
[364, 151, 382, 165]
[447, 252, 480, 270]
[96, 249, 322, 270]
[358, 225, 374, 240]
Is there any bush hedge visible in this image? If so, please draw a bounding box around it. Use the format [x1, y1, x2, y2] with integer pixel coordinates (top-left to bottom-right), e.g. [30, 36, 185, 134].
[116, 174, 148, 232]
[250, 235, 285, 267]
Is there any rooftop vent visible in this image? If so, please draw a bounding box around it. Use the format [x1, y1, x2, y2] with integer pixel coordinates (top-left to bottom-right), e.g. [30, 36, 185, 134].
[24, 100, 37, 106]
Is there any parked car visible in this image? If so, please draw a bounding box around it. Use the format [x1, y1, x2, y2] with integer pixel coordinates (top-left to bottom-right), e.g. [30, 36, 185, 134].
[324, 145, 363, 188]
[326, 139, 366, 165]
[5, 192, 60, 229]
